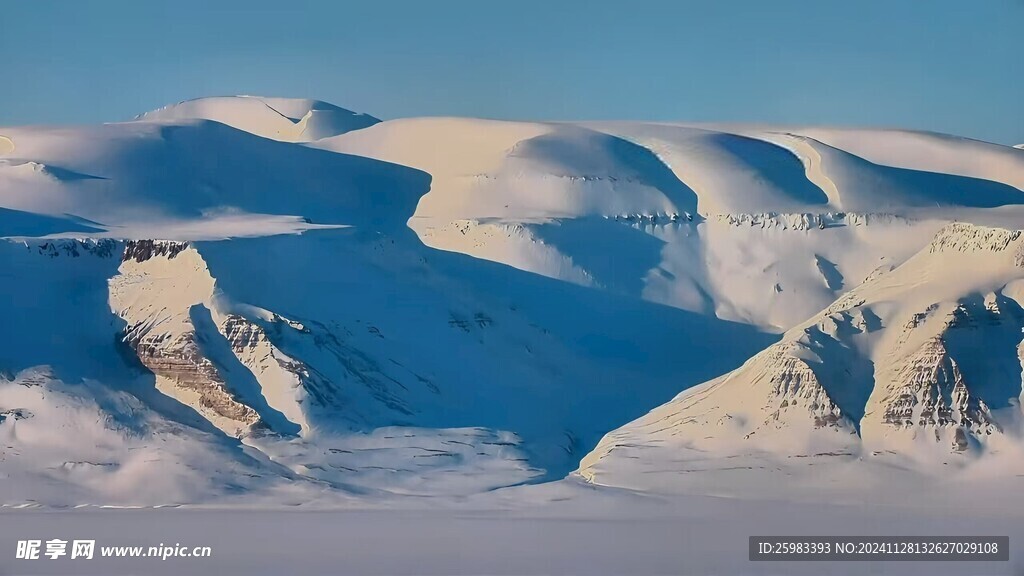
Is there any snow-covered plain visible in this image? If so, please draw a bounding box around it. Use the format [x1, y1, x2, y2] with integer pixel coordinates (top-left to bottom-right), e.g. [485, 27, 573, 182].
[6, 481, 1024, 576]
[2, 96, 1024, 574]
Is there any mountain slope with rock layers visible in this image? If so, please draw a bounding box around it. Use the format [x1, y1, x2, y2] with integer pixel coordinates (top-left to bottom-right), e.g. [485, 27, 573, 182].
[579, 223, 1024, 500]
[2, 95, 1024, 504]
[0, 230, 770, 503]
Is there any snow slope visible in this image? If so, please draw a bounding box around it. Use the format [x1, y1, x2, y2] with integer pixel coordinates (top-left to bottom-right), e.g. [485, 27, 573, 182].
[586, 123, 1024, 213]
[663, 123, 1024, 191]
[795, 127, 1024, 191]
[0, 119, 424, 239]
[135, 96, 380, 142]
[2, 96, 1024, 506]
[323, 117, 1023, 329]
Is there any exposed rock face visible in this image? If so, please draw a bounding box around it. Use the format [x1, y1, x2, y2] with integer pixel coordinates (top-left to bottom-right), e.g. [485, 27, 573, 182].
[31, 239, 118, 259]
[217, 313, 311, 432]
[219, 314, 274, 356]
[928, 223, 1022, 255]
[0, 408, 32, 423]
[714, 211, 910, 231]
[746, 342, 852, 437]
[867, 294, 1022, 451]
[122, 240, 189, 262]
[609, 211, 693, 224]
[111, 241, 260, 437]
[219, 311, 415, 429]
[877, 336, 995, 448]
[928, 223, 1024, 267]
[109, 238, 426, 439]
[122, 321, 259, 436]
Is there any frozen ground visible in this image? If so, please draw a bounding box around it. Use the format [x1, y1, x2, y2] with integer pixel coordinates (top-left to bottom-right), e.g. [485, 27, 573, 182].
[3, 479, 1024, 576]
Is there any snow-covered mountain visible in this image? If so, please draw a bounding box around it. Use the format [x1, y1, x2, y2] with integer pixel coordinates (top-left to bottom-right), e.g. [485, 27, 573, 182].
[1, 96, 1023, 506]
[136, 96, 380, 142]
[321, 118, 1024, 329]
[579, 222, 1024, 500]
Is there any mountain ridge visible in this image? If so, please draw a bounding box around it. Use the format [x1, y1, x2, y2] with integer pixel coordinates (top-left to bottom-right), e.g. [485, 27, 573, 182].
[134, 95, 380, 142]
[578, 221, 1024, 498]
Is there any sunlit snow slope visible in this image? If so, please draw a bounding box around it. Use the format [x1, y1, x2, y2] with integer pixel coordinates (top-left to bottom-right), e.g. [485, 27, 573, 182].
[580, 223, 1024, 501]
[322, 118, 1024, 329]
[136, 96, 380, 142]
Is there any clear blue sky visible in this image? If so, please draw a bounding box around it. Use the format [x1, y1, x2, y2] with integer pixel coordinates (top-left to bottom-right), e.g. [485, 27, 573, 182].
[1, 0, 1020, 144]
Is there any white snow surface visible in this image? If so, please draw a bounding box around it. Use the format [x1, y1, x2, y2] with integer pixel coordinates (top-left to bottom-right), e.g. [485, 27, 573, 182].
[6, 482, 1024, 576]
[135, 95, 380, 142]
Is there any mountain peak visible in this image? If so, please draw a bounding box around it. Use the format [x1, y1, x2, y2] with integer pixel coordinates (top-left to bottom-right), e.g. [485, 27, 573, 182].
[134, 95, 380, 142]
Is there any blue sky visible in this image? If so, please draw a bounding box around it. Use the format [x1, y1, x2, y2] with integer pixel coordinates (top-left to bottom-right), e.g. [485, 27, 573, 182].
[1, 0, 1020, 144]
